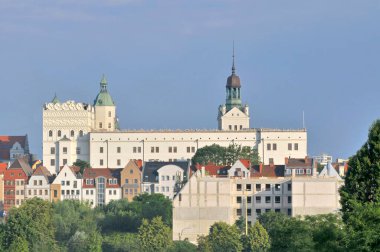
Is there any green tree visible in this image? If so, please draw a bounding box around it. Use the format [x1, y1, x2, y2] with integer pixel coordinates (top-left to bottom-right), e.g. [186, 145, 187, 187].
[102, 232, 140, 252]
[167, 240, 197, 252]
[3, 198, 57, 251]
[192, 144, 260, 166]
[67, 230, 102, 252]
[138, 216, 172, 252]
[135, 193, 173, 227]
[305, 214, 346, 252]
[340, 120, 380, 219]
[259, 212, 314, 252]
[73, 159, 91, 174]
[207, 222, 243, 252]
[197, 235, 212, 252]
[242, 221, 270, 252]
[8, 236, 29, 252]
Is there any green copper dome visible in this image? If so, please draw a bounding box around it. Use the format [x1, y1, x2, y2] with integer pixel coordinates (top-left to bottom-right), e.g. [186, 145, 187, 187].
[94, 75, 115, 106]
[51, 94, 60, 104]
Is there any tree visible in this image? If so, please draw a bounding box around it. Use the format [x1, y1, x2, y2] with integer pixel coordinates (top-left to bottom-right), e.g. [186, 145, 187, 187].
[258, 212, 314, 252]
[192, 144, 260, 166]
[73, 159, 91, 174]
[8, 236, 29, 252]
[340, 120, 380, 220]
[102, 232, 140, 252]
[197, 235, 212, 252]
[134, 193, 173, 227]
[138, 216, 172, 252]
[3, 198, 57, 251]
[242, 221, 270, 252]
[207, 222, 243, 252]
[167, 240, 197, 252]
[67, 230, 102, 252]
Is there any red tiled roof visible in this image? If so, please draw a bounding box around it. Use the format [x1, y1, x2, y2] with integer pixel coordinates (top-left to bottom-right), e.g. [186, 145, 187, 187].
[251, 164, 285, 177]
[0, 135, 27, 160]
[239, 159, 251, 169]
[194, 163, 231, 176]
[0, 163, 7, 174]
[285, 157, 313, 168]
[83, 168, 120, 188]
[134, 159, 143, 170]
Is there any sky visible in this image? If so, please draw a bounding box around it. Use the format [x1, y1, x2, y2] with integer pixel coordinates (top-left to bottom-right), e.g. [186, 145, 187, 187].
[0, 0, 379, 160]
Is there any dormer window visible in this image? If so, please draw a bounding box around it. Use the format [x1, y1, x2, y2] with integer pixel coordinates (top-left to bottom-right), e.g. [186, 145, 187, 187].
[86, 179, 94, 185]
[109, 179, 117, 185]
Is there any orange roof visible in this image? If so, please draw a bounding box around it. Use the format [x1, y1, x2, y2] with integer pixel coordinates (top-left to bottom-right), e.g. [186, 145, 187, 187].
[251, 164, 285, 178]
[0, 163, 7, 174]
[194, 163, 230, 176]
[239, 159, 251, 169]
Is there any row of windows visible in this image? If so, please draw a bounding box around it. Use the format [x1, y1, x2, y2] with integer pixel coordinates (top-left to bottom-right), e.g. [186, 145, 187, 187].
[48, 130, 84, 138]
[84, 189, 117, 195]
[62, 190, 80, 195]
[85, 178, 118, 185]
[156, 186, 172, 193]
[61, 180, 78, 188]
[28, 189, 49, 196]
[5, 199, 25, 205]
[5, 180, 25, 186]
[98, 122, 112, 129]
[236, 183, 292, 192]
[229, 125, 243, 131]
[125, 179, 139, 184]
[285, 169, 312, 175]
[266, 143, 299, 151]
[5, 189, 24, 195]
[161, 175, 177, 181]
[6, 173, 24, 177]
[51, 147, 81, 155]
[32, 180, 44, 186]
[236, 196, 292, 204]
[50, 159, 69, 166]
[237, 208, 292, 216]
[125, 188, 138, 195]
[100, 146, 196, 154]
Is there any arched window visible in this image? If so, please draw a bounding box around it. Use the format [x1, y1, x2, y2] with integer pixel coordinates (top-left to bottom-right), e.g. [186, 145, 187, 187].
[70, 130, 74, 137]
[57, 130, 61, 137]
[49, 130, 53, 137]
[79, 130, 83, 137]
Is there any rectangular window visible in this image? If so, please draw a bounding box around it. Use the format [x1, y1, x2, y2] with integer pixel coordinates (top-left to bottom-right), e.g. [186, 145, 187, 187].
[273, 143, 277, 151]
[50, 147, 55, 154]
[237, 196, 242, 203]
[237, 184, 242, 191]
[138, 147, 142, 153]
[39, 180, 42, 186]
[117, 159, 121, 166]
[34, 180, 37, 186]
[173, 147, 177, 153]
[247, 196, 252, 204]
[236, 209, 242, 216]
[54, 190, 57, 197]
[269, 158, 274, 164]
[247, 209, 252, 216]
[63, 147, 68, 154]
[275, 196, 281, 204]
[63, 159, 67, 165]
[61, 181, 65, 186]
[86, 190, 89, 195]
[267, 143, 271, 150]
[66, 181, 70, 186]
[156, 147, 159, 153]
[168, 147, 172, 153]
[275, 209, 281, 213]
[192, 147, 196, 153]
[151, 147, 155, 153]
[256, 196, 261, 204]
[76, 147, 81, 154]
[51, 159, 55, 166]
[288, 196, 292, 204]
[61, 190, 65, 195]
[100, 159, 104, 166]
[73, 181, 77, 188]
[99, 122, 102, 128]
[306, 169, 311, 175]
[288, 183, 292, 191]
[134, 179, 138, 184]
[187, 147, 191, 153]
[265, 196, 271, 203]
[275, 184, 281, 191]
[288, 143, 292, 151]
[229, 125, 232, 130]
[117, 147, 121, 153]
[294, 143, 298, 151]
[100, 147, 104, 153]
[265, 184, 271, 191]
[288, 208, 292, 216]
[133, 147, 137, 153]
[256, 184, 261, 192]
[125, 179, 129, 184]
[265, 209, 271, 213]
[246, 184, 251, 191]
[256, 209, 261, 216]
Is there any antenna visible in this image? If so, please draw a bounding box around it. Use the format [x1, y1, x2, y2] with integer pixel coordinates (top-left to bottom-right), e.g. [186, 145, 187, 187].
[302, 110, 306, 129]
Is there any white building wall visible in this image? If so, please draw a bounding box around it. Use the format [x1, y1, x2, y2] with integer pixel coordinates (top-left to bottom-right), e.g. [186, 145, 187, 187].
[105, 188, 122, 204]
[157, 165, 184, 199]
[51, 165, 82, 201]
[25, 175, 50, 201]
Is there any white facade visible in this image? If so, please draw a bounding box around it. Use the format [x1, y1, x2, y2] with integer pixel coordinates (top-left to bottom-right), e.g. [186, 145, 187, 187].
[156, 165, 184, 199]
[89, 129, 306, 168]
[218, 106, 250, 131]
[25, 174, 51, 201]
[228, 160, 250, 178]
[43, 100, 94, 174]
[51, 164, 82, 201]
[172, 170, 342, 243]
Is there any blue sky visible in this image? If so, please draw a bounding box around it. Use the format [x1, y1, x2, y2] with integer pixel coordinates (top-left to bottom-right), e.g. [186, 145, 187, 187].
[0, 0, 379, 160]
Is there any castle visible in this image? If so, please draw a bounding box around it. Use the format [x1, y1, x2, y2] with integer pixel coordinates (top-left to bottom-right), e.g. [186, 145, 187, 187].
[43, 57, 307, 174]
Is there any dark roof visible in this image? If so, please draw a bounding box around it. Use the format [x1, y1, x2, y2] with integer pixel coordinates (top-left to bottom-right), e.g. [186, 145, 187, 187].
[142, 161, 189, 183]
[9, 158, 33, 176]
[226, 73, 241, 88]
[32, 166, 54, 183]
[251, 164, 285, 177]
[193, 163, 231, 176]
[83, 168, 121, 180]
[285, 157, 314, 168]
[0, 135, 28, 160]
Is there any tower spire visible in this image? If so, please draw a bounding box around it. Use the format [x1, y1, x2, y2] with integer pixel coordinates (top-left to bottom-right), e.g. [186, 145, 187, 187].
[100, 74, 107, 92]
[232, 41, 236, 74]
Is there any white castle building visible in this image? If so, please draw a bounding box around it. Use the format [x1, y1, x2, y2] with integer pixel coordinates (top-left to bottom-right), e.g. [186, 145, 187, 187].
[43, 58, 307, 174]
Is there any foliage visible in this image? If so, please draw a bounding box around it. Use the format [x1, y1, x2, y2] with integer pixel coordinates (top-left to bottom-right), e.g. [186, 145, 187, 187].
[73, 159, 91, 174]
[340, 120, 380, 221]
[235, 216, 247, 234]
[166, 240, 197, 252]
[134, 193, 173, 227]
[3, 198, 57, 251]
[102, 232, 140, 252]
[192, 144, 260, 166]
[8, 236, 29, 252]
[259, 212, 314, 252]
[207, 222, 243, 252]
[138, 216, 172, 252]
[67, 230, 102, 252]
[197, 235, 212, 252]
[242, 221, 270, 252]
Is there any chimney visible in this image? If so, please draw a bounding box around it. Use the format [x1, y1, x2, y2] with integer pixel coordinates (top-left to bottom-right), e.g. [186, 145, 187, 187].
[291, 168, 295, 178]
[259, 163, 263, 174]
[201, 166, 205, 177]
[285, 157, 289, 165]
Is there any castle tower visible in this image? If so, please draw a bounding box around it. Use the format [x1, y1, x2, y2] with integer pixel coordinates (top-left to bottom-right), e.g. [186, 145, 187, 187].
[218, 47, 250, 131]
[94, 75, 116, 131]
